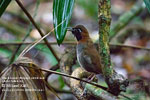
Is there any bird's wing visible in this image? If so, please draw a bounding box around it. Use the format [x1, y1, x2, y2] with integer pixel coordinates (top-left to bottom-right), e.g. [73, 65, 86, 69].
[83, 54, 92, 64]
[83, 44, 102, 73]
[82, 50, 102, 74]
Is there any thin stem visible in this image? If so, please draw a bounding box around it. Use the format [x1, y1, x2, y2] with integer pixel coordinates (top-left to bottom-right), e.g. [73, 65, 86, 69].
[15, 0, 59, 61]
[0, 41, 77, 45]
[109, 43, 150, 51]
[52, 87, 72, 94]
[1, 42, 150, 51]
[119, 94, 133, 100]
[21, 64, 108, 92]
[45, 65, 59, 82]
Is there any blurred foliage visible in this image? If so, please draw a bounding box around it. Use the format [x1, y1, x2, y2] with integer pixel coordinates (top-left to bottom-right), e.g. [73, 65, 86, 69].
[76, 0, 98, 19]
[35, 45, 58, 66]
[0, 48, 12, 58]
[143, 0, 150, 13]
[58, 76, 65, 89]
[120, 91, 146, 100]
[58, 72, 65, 89]
[0, 0, 150, 100]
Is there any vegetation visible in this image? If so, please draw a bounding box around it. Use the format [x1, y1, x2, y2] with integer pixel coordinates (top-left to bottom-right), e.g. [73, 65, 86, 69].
[0, 0, 150, 100]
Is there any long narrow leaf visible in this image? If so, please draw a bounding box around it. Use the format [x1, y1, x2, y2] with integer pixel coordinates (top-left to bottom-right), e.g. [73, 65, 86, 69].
[0, 0, 11, 17]
[144, 0, 150, 13]
[53, 0, 74, 45]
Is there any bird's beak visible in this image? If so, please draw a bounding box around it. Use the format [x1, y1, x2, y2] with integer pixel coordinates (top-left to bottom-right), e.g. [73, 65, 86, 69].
[66, 27, 73, 31]
[66, 27, 76, 37]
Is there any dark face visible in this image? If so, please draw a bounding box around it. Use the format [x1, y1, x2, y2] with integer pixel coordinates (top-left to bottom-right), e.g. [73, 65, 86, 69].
[67, 25, 88, 41]
[71, 28, 82, 41]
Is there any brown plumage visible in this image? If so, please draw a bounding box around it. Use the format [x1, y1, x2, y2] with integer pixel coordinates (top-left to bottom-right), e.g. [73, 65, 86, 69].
[67, 25, 102, 74]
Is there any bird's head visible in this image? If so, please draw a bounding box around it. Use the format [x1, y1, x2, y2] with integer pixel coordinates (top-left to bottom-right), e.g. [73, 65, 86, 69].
[67, 25, 90, 41]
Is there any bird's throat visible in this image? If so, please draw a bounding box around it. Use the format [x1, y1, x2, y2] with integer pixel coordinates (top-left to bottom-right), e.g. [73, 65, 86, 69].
[74, 33, 82, 41]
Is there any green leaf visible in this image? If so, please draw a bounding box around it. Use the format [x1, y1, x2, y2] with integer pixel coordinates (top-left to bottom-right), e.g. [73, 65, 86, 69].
[58, 76, 65, 89]
[0, 0, 11, 17]
[144, 0, 150, 13]
[0, 48, 12, 58]
[53, 0, 74, 45]
[76, 0, 98, 19]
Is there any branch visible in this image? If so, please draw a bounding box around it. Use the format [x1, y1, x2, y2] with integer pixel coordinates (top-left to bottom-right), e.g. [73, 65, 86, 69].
[110, 43, 150, 51]
[98, 0, 129, 96]
[59, 48, 117, 100]
[70, 68, 117, 100]
[85, 84, 117, 100]
[15, 0, 59, 61]
[1, 42, 150, 51]
[98, 0, 112, 77]
[45, 64, 59, 82]
[0, 41, 76, 46]
[20, 55, 131, 100]
[20, 59, 108, 92]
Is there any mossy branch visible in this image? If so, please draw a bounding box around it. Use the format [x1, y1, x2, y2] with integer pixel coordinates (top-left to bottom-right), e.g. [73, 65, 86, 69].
[59, 48, 117, 100]
[98, 0, 129, 96]
[98, 0, 112, 79]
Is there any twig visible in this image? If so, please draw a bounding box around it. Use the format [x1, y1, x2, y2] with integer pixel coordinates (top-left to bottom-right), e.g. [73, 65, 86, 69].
[15, 0, 59, 61]
[1, 42, 150, 51]
[45, 64, 59, 82]
[21, 64, 108, 92]
[0, 41, 76, 45]
[109, 43, 150, 51]
[52, 88, 72, 94]
[119, 94, 133, 100]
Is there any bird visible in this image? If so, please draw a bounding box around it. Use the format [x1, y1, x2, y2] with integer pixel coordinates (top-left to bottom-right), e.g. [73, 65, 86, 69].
[67, 25, 102, 74]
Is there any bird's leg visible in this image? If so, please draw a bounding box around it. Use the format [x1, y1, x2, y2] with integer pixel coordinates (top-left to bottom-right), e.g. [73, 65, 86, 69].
[87, 73, 95, 82]
[81, 73, 96, 96]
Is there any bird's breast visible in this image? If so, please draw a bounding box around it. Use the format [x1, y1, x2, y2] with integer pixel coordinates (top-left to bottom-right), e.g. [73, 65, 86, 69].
[76, 43, 86, 65]
[76, 43, 85, 53]
[76, 43, 94, 72]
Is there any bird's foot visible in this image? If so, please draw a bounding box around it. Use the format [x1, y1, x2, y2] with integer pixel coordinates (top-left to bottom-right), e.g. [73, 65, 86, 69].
[80, 74, 96, 96]
[87, 73, 95, 82]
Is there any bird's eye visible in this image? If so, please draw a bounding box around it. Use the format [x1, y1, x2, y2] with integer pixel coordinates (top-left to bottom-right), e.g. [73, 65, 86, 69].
[77, 29, 82, 33]
[72, 28, 82, 33]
